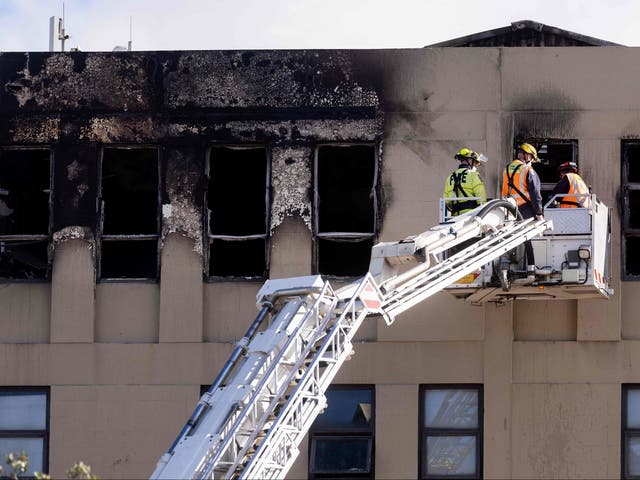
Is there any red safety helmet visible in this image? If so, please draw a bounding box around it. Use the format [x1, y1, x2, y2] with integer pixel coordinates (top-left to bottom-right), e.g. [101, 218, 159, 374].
[558, 161, 578, 174]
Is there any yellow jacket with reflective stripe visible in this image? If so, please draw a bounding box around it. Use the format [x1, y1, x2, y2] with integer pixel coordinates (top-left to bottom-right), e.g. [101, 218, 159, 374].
[443, 166, 486, 216]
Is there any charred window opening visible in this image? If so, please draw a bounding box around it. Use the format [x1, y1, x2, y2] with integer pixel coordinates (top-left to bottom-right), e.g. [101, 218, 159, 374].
[515, 139, 578, 205]
[98, 147, 159, 281]
[206, 146, 269, 279]
[314, 145, 377, 277]
[622, 141, 640, 279]
[0, 148, 52, 280]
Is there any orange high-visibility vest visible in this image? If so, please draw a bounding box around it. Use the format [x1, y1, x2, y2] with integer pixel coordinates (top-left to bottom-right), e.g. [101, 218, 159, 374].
[560, 172, 589, 208]
[502, 160, 532, 207]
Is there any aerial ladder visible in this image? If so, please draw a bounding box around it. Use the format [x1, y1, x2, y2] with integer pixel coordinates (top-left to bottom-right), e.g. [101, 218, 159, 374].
[151, 196, 610, 480]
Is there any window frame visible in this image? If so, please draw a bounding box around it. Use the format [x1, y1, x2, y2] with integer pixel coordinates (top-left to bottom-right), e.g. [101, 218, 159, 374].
[312, 142, 379, 278]
[514, 138, 578, 203]
[97, 145, 162, 282]
[204, 144, 271, 281]
[0, 146, 53, 282]
[622, 140, 640, 280]
[308, 384, 375, 480]
[0, 386, 50, 476]
[419, 384, 483, 480]
[622, 384, 640, 479]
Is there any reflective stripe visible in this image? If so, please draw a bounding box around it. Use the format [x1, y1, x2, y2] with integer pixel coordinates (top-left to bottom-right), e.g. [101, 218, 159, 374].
[560, 173, 589, 208]
[502, 160, 531, 207]
[444, 166, 483, 216]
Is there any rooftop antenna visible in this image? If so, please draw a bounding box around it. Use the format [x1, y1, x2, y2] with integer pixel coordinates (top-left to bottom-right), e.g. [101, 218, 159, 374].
[113, 16, 133, 51]
[48, 1, 70, 52]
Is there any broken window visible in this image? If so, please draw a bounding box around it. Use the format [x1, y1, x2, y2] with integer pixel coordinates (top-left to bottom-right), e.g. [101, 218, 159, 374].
[515, 139, 578, 205]
[309, 385, 375, 479]
[98, 147, 159, 280]
[419, 385, 483, 479]
[622, 141, 640, 279]
[0, 148, 52, 280]
[314, 145, 377, 277]
[206, 146, 269, 279]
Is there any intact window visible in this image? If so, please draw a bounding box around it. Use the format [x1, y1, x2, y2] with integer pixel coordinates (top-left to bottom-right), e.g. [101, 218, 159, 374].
[623, 385, 640, 478]
[0, 148, 52, 280]
[515, 139, 578, 205]
[314, 145, 378, 277]
[0, 388, 49, 477]
[98, 147, 160, 280]
[309, 385, 375, 479]
[623, 142, 640, 279]
[419, 385, 483, 479]
[206, 146, 269, 279]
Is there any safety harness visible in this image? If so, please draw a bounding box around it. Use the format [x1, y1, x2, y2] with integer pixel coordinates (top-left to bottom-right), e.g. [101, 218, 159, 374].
[450, 167, 479, 215]
[505, 163, 533, 208]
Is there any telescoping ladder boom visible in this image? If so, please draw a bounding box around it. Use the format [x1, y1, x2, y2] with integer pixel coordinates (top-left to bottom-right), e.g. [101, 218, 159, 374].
[151, 199, 551, 480]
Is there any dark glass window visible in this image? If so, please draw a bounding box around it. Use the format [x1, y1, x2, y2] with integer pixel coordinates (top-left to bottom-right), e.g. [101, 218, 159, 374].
[419, 385, 483, 479]
[207, 146, 269, 279]
[314, 145, 377, 277]
[623, 141, 640, 279]
[623, 385, 640, 478]
[98, 147, 159, 280]
[0, 148, 51, 280]
[0, 388, 49, 477]
[309, 385, 374, 479]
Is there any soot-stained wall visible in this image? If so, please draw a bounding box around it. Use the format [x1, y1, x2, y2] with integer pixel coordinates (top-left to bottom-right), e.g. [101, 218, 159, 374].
[0, 50, 384, 253]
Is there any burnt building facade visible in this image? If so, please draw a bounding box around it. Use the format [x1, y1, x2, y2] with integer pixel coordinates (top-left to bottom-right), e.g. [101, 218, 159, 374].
[0, 34, 639, 479]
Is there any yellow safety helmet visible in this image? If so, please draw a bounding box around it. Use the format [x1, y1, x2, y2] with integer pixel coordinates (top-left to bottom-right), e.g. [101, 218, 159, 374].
[454, 148, 479, 161]
[517, 143, 538, 161]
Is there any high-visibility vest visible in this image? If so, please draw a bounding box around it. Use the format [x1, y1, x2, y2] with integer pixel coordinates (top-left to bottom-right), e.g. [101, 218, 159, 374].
[443, 166, 486, 215]
[502, 160, 532, 207]
[560, 173, 589, 208]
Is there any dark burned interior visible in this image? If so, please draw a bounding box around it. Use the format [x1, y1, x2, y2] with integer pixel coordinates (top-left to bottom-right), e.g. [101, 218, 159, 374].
[516, 139, 578, 205]
[316, 145, 376, 276]
[624, 142, 640, 277]
[0, 148, 51, 279]
[100, 147, 159, 280]
[317, 238, 375, 277]
[208, 146, 268, 278]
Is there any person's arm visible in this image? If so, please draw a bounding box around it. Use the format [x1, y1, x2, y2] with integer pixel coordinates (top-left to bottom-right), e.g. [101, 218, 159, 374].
[551, 175, 570, 197]
[443, 175, 454, 210]
[527, 168, 543, 216]
[470, 172, 487, 203]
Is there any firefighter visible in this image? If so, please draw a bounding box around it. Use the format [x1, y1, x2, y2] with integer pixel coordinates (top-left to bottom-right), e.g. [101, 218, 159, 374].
[499, 143, 544, 288]
[443, 148, 487, 217]
[551, 161, 590, 208]
[501, 143, 543, 221]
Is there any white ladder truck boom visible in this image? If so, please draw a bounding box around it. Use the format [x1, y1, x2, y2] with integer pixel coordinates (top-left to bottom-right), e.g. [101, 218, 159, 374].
[151, 198, 562, 480]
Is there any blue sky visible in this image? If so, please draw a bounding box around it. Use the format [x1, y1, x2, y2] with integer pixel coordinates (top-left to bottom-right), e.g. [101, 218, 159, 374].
[0, 0, 636, 52]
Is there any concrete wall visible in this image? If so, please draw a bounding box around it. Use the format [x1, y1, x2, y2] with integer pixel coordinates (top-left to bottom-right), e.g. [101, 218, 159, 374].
[0, 46, 638, 478]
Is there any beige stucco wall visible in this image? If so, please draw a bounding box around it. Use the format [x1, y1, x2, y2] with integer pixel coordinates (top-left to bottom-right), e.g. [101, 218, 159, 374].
[4, 46, 640, 479]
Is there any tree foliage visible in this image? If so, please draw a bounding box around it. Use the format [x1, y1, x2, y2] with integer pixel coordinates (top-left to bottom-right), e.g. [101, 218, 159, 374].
[0, 452, 97, 480]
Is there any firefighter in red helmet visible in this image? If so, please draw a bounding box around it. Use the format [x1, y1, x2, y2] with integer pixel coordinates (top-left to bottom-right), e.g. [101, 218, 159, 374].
[552, 162, 590, 208]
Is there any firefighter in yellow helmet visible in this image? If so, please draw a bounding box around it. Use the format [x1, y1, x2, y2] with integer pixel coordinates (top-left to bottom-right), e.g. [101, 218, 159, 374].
[499, 143, 544, 288]
[443, 148, 487, 217]
[551, 162, 590, 208]
[501, 143, 543, 221]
